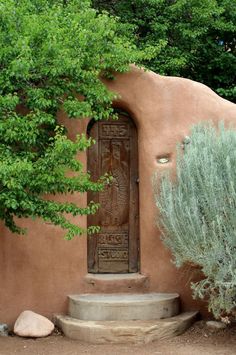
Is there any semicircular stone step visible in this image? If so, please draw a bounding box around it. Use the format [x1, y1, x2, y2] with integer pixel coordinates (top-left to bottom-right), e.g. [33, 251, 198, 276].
[68, 293, 180, 321]
[55, 311, 198, 344]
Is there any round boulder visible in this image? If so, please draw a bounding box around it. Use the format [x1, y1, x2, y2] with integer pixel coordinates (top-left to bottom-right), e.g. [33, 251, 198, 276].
[14, 310, 54, 338]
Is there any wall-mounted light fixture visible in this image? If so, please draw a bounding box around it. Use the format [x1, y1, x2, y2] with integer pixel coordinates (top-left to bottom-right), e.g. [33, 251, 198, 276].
[157, 157, 169, 164]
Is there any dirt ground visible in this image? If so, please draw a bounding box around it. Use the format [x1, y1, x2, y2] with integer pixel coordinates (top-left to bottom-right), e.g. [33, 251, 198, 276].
[0, 321, 236, 355]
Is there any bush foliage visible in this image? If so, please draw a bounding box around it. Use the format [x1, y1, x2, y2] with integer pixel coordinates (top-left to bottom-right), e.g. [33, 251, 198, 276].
[0, 0, 147, 238]
[94, 0, 236, 102]
[154, 123, 236, 319]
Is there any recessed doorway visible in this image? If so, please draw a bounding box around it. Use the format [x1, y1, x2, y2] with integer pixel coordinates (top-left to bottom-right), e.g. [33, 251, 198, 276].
[87, 113, 139, 273]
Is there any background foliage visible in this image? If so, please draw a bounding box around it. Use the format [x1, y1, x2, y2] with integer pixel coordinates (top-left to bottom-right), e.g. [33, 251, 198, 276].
[94, 0, 236, 102]
[0, 0, 147, 238]
[154, 123, 236, 319]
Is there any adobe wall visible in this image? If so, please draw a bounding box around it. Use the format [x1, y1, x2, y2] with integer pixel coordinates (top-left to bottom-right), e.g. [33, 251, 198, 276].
[103, 67, 236, 316]
[0, 67, 236, 325]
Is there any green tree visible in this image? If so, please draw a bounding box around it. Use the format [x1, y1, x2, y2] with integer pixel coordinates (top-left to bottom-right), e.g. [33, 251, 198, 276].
[94, 0, 236, 102]
[154, 123, 236, 319]
[0, 0, 146, 239]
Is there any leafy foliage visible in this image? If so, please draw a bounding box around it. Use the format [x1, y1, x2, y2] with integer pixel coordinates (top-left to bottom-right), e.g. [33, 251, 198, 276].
[154, 123, 236, 319]
[94, 0, 236, 102]
[0, 0, 146, 238]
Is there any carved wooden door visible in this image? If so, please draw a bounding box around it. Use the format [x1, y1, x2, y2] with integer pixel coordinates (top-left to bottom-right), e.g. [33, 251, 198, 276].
[87, 114, 139, 273]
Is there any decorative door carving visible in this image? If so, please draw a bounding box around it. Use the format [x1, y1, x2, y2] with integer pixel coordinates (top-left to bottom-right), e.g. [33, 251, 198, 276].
[87, 114, 139, 273]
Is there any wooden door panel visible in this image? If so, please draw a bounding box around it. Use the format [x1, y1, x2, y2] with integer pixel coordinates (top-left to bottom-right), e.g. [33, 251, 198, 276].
[87, 114, 139, 273]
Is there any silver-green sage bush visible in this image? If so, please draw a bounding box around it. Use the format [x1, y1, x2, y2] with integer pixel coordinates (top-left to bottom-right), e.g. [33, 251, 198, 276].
[154, 123, 236, 320]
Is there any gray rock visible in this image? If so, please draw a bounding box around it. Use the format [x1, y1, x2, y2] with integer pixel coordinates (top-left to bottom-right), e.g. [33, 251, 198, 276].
[14, 310, 54, 338]
[0, 323, 8, 336]
[206, 320, 227, 331]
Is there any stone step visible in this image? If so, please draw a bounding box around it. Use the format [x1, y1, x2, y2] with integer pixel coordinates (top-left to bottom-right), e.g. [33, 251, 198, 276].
[55, 312, 198, 344]
[68, 293, 180, 321]
[84, 273, 149, 293]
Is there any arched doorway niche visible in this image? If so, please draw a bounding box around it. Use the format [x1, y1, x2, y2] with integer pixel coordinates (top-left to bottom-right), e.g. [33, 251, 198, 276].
[87, 110, 140, 274]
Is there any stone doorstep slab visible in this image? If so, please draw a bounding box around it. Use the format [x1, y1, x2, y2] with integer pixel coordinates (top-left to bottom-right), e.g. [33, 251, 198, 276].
[68, 293, 180, 321]
[84, 273, 149, 293]
[55, 311, 198, 344]
[85, 273, 147, 281]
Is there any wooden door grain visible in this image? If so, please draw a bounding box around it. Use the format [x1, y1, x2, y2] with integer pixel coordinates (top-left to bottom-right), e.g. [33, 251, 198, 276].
[87, 114, 139, 273]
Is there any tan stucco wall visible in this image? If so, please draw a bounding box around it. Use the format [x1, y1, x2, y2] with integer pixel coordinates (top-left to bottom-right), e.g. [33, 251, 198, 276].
[1, 67, 236, 325]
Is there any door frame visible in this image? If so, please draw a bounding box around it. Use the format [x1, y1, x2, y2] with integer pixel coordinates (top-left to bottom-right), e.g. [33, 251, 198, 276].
[87, 110, 140, 273]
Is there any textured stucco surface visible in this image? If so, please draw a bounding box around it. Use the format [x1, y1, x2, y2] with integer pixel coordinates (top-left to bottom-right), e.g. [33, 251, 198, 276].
[1, 67, 236, 325]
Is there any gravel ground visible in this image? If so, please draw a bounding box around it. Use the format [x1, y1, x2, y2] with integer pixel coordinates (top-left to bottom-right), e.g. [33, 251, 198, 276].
[0, 321, 236, 355]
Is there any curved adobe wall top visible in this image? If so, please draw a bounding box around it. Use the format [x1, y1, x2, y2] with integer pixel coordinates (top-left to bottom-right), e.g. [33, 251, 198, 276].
[104, 65, 236, 210]
[105, 65, 236, 141]
[104, 66, 236, 313]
